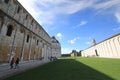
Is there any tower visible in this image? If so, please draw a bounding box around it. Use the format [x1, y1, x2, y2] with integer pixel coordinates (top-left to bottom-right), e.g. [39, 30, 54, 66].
[92, 38, 96, 46]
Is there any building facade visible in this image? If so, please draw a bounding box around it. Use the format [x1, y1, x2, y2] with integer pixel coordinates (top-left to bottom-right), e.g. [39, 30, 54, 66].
[51, 36, 61, 58]
[81, 33, 120, 58]
[0, 0, 61, 63]
[70, 50, 78, 57]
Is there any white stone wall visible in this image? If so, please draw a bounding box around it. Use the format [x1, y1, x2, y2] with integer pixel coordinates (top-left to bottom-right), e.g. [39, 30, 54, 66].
[81, 33, 120, 58]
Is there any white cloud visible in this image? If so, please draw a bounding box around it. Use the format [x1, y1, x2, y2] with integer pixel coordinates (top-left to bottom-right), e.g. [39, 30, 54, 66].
[93, 0, 120, 22]
[18, 0, 55, 26]
[115, 12, 120, 23]
[92, 0, 120, 15]
[93, 0, 120, 10]
[18, 0, 95, 26]
[18, 0, 38, 16]
[73, 20, 87, 29]
[79, 21, 87, 26]
[56, 33, 62, 39]
[69, 39, 76, 44]
[57, 0, 95, 14]
[68, 37, 80, 44]
[18, 0, 120, 30]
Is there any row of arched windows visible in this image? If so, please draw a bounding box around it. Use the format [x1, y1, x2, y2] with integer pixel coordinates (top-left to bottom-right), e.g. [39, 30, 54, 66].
[2, 0, 50, 45]
[5, 25, 40, 45]
[4, 0, 22, 15]
[3, 0, 45, 38]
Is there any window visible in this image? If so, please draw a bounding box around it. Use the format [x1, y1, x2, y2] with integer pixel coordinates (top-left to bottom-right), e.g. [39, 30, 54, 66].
[95, 49, 99, 56]
[6, 25, 13, 36]
[31, 19, 33, 24]
[4, 0, 9, 4]
[17, 6, 21, 13]
[25, 15, 28, 20]
[26, 35, 29, 43]
[37, 40, 39, 45]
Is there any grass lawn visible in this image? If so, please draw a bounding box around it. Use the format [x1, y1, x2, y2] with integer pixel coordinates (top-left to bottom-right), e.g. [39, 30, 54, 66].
[5, 57, 120, 80]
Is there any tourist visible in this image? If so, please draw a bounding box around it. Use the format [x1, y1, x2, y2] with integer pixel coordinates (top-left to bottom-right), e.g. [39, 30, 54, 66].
[10, 57, 14, 69]
[15, 57, 19, 69]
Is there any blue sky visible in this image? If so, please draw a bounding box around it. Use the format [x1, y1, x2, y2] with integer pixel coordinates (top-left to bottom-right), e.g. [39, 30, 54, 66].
[18, 0, 120, 54]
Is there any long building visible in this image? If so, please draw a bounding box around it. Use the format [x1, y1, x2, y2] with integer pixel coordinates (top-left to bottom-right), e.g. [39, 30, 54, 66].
[51, 36, 61, 58]
[81, 33, 120, 58]
[0, 0, 61, 63]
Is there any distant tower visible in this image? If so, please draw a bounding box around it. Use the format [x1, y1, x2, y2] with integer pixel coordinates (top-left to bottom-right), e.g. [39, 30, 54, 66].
[92, 38, 96, 46]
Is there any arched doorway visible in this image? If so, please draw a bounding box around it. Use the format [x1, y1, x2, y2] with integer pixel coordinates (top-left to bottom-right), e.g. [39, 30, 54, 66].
[95, 49, 99, 56]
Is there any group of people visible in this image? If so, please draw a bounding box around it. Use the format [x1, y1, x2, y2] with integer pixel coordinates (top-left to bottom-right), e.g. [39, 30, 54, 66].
[49, 56, 57, 61]
[10, 57, 19, 69]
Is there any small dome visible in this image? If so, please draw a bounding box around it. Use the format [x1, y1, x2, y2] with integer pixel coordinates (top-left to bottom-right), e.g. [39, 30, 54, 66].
[51, 36, 59, 43]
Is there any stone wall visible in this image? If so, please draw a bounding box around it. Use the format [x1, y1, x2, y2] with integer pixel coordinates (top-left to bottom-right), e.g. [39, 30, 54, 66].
[51, 37, 61, 58]
[0, 0, 60, 63]
[81, 33, 120, 58]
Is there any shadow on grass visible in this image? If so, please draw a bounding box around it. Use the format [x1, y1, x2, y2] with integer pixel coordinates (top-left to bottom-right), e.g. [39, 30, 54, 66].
[5, 59, 114, 80]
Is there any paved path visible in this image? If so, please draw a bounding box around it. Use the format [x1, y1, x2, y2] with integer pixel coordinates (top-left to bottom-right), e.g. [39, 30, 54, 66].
[0, 60, 46, 80]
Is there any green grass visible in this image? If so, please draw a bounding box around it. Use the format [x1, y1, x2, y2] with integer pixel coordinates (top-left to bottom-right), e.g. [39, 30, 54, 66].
[5, 57, 120, 80]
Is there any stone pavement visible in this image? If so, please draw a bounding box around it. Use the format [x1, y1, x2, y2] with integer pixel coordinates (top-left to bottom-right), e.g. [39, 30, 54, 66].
[0, 60, 47, 80]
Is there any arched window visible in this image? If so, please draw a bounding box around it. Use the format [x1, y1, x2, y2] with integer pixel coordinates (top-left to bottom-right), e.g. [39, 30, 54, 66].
[17, 6, 21, 13]
[4, 0, 9, 4]
[117, 37, 120, 46]
[95, 49, 99, 56]
[26, 35, 29, 43]
[37, 40, 39, 45]
[6, 25, 13, 36]
[25, 14, 28, 20]
[31, 19, 33, 25]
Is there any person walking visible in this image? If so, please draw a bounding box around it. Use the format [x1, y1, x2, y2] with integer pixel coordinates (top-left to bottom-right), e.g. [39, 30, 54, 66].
[15, 57, 19, 69]
[10, 57, 14, 69]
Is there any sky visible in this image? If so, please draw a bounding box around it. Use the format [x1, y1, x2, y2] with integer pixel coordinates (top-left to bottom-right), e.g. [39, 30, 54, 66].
[18, 0, 120, 54]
